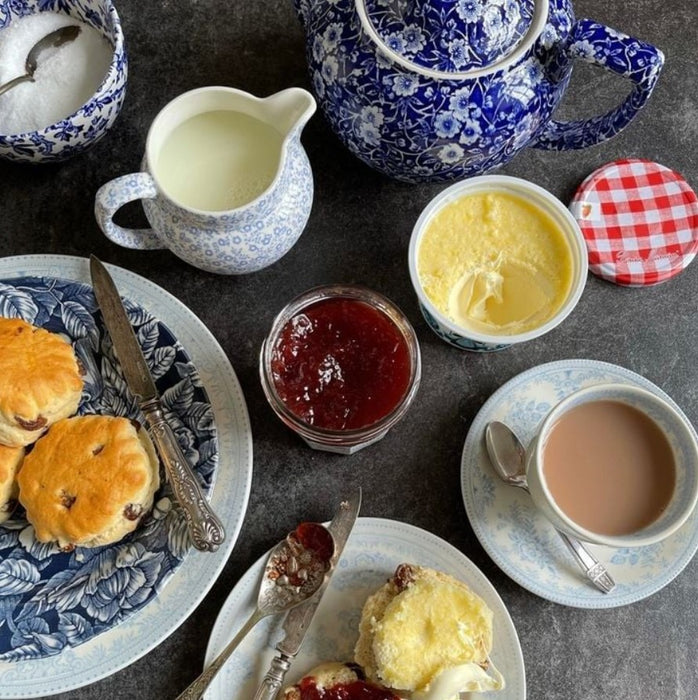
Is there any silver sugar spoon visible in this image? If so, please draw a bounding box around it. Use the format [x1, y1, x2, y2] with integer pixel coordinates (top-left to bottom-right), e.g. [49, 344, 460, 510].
[485, 421, 616, 594]
[0, 25, 81, 97]
[175, 522, 336, 700]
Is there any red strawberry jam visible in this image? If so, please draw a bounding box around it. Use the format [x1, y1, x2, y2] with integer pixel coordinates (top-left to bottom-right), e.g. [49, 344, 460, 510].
[292, 522, 335, 563]
[296, 676, 399, 699]
[270, 297, 412, 431]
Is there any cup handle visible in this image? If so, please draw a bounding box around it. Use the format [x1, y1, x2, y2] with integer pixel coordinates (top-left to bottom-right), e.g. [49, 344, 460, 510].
[532, 18, 664, 150]
[94, 173, 164, 250]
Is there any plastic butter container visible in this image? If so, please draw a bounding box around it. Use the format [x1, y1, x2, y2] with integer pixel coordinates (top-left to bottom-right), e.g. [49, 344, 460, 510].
[408, 175, 588, 352]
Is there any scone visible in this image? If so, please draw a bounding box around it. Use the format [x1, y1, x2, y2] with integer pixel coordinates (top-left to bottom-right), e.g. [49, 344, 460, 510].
[0, 443, 24, 523]
[0, 317, 84, 446]
[354, 563, 505, 699]
[17, 415, 160, 548]
[283, 661, 400, 699]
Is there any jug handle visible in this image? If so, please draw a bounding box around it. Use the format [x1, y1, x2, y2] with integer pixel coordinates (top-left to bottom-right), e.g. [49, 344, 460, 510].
[531, 19, 664, 150]
[94, 173, 164, 250]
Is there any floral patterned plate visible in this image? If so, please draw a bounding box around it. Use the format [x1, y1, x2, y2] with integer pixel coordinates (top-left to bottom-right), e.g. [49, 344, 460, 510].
[461, 359, 698, 609]
[0, 255, 252, 698]
[204, 517, 526, 700]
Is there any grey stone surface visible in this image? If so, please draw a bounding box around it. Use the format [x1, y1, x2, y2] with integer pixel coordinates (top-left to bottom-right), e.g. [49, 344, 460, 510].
[1, 0, 697, 698]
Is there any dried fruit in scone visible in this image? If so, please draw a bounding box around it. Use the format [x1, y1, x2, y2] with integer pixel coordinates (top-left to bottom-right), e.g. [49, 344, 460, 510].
[0, 317, 84, 447]
[354, 563, 505, 698]
[0, 443, 24, 524]
[283, 661, 401, 699]
[17, 415, 160, 549]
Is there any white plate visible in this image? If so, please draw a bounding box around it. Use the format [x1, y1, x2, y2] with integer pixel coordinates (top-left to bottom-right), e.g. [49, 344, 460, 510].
[461, 359, 698, 609]
[0, 255, 253, 697]
[205, 517, 525, 700]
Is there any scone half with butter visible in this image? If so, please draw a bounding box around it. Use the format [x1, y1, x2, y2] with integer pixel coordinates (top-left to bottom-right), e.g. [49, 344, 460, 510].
[17, 414, 160, 549]
[0, 317, 84, 447]
[0, 443, 25, 523]
[355, 563, 505, 699]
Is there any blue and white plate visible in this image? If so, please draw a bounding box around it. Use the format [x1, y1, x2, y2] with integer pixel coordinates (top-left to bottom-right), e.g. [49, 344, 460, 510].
[461, 359, 698, 609]
[0, 255, 253, 697]
[205, 517, 526, 700]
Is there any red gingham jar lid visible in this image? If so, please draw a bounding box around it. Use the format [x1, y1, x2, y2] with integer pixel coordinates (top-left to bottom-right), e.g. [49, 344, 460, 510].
[569, 159, 698, 286]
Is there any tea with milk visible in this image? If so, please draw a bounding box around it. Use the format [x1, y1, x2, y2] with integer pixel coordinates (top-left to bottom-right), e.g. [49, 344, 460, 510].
[542, 399, 675, 536]
[155, 110, 283, 212]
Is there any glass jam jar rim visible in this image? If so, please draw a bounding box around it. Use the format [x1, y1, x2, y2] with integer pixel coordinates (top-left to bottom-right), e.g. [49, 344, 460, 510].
[259, 283, 422, 448]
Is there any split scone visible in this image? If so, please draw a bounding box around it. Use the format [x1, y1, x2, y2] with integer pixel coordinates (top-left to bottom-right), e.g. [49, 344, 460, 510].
[283, 661, 400, 699]
[0, 317, 84, 447]
[0, 443, 25, 524]
[354, 563, 505, 699]
[17, 415, 160, 549]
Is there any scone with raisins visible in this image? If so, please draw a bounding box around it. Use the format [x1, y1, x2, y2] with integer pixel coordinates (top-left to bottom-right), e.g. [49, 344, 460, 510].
[355, 563, 505, 698]
[0, 317, 84, 447]
[0, 443, 24, 523]
[283, 661, 400, 699]
[17, 415, 160, 548]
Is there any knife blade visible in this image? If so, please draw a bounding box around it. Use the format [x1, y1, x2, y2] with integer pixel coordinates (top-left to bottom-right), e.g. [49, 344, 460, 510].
[252, 487, 362, 700]
[89, 255, 226, 552]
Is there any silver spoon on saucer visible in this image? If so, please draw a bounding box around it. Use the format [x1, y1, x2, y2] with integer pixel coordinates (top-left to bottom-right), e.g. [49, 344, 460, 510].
[0, 25, 81, 98]
[175, 522, 336, 700]
[485, 421, 616, 594]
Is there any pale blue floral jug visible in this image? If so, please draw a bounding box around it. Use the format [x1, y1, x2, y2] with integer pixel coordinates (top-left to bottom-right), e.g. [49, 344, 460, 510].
[294, 0, 664, 182]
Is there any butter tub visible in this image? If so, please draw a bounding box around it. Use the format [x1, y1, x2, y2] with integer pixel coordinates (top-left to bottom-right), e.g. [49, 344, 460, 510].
[408, 175, 588, 352]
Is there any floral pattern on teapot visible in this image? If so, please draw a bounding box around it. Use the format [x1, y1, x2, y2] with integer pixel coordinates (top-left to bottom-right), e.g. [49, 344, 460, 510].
[295, 0, 664, 182]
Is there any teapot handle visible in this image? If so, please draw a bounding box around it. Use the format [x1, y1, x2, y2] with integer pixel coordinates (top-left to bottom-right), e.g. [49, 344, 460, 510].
[532, 19, 664, 150]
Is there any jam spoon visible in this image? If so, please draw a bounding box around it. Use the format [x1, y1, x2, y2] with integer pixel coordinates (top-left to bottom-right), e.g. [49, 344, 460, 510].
[485, 421, 616, 593]
[175, 522, 335, 700]
[0, 25, 81, 97]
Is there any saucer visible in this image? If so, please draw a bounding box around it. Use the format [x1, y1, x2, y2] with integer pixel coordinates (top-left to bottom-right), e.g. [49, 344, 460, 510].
[461, 359, 698, 608]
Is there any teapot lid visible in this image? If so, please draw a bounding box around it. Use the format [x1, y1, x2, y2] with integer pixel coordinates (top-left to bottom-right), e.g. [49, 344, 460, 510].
[357, 0, 546, 77]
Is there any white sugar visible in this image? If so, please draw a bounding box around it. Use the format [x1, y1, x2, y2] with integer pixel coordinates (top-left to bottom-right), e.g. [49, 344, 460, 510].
[0, 12, 113, 135]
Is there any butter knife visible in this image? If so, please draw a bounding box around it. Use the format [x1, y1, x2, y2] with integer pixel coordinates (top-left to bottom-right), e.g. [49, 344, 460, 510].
[252, 487, 362, 700]
[89, 255, 226, 552]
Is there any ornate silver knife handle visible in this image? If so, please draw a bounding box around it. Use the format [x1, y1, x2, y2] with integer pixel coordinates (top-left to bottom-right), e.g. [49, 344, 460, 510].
[142, 398, 226, 552]
[253, 654, 292, 700]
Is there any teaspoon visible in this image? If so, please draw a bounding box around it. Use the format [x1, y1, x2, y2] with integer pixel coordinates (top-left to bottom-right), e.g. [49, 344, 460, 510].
[485, 421, 616, 593]
[175, 522, 335, 700]
[0, 25, 81, 98]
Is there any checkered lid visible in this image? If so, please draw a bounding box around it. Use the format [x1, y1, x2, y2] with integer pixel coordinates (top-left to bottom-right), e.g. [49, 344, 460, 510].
[569, 159, 698, 286]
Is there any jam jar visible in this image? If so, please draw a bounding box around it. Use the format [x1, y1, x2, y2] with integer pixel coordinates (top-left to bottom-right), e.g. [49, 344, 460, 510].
[260, 284, 421, 454]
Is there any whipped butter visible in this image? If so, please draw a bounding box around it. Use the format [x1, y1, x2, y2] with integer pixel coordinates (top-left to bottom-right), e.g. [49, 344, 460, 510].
[417, 191, 574, 336]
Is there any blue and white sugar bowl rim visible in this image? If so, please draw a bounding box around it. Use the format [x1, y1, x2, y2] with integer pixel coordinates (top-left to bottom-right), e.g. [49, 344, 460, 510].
[0, 0, 128, 163]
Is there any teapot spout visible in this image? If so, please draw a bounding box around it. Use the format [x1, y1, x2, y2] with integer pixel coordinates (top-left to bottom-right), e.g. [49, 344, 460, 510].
[262, 87, 316, 138]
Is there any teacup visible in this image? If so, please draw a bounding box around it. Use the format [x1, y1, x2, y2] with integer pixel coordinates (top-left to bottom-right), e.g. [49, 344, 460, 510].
[94, 85, 316, 275]
[525, 383, 698, 548]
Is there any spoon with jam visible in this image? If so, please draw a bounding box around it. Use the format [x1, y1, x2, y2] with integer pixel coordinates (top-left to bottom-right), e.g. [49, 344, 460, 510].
[175, 522, 335, 700]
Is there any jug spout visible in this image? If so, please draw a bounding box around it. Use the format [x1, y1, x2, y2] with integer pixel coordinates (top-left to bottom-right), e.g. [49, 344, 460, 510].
[262, 87, 316, 138]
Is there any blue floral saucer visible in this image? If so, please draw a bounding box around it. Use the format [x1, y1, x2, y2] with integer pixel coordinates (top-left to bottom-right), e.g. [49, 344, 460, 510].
[461, 359, 698, 608]
[0, 275, 217, 661]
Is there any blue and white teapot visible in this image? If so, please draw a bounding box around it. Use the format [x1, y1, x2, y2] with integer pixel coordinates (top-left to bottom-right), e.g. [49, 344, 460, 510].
[294, 0, 664, 182]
